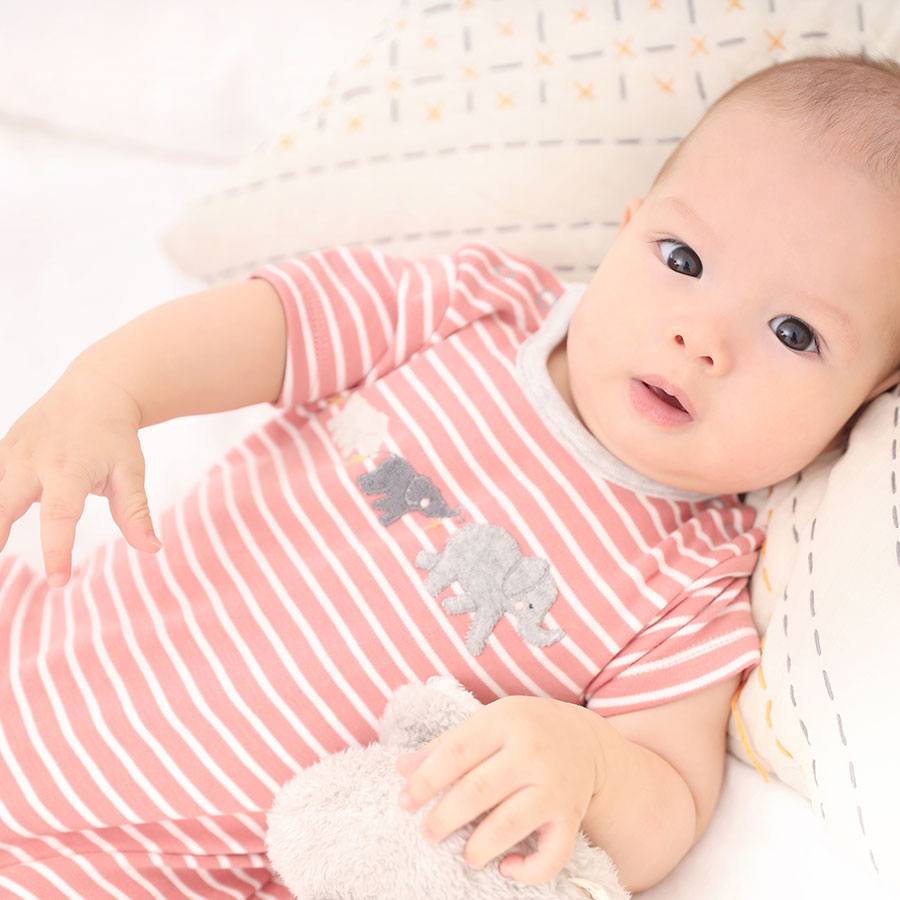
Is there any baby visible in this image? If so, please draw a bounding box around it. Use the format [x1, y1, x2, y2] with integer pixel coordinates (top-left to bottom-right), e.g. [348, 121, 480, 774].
[2, 53, 899, 899]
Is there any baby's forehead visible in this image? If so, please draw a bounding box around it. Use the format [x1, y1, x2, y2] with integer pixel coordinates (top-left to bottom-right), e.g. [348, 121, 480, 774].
[670, 98, 898, 208]
[688, 66, 900, 196]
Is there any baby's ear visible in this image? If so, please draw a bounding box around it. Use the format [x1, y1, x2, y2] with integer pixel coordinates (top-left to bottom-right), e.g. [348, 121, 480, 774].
[618, 197, 643, 232]
[864, 367, 900, 402]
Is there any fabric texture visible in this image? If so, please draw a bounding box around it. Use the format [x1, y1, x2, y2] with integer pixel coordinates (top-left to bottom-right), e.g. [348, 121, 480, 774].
[729, 388, 900, 892]
[0, 242, 761, 897]
[267, 678, 630, 900]
[163, 0, 900, 284]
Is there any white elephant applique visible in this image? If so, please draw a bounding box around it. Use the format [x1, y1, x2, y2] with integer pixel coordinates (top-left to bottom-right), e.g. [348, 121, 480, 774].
[415, 524, 565, 656]
[327, 394, 389, 457]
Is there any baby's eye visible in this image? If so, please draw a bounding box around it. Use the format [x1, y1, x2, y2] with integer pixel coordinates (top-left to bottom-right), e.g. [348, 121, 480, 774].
[657, 239, 703, 278]
[769, 315, 819, 354]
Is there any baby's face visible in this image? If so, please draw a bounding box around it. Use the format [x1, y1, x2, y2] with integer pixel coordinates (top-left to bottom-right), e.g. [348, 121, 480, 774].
[564, 102, 900, 494]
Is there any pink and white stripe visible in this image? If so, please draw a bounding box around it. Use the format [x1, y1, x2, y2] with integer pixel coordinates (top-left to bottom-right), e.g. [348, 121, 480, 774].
[0, 242, 762, 896]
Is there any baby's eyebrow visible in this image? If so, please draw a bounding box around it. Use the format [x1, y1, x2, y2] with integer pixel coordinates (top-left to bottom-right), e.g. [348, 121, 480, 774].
[655, 196, 715, 242]
[788, 289, 858, 352]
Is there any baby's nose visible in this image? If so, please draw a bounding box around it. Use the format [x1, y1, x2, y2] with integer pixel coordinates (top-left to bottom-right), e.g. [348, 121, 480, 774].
[673, 333, 714, 366]
[670, 324, 732, 374]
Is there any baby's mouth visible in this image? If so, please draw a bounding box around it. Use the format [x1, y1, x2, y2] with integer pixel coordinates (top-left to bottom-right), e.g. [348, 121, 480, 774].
[643, 382, 687, 413]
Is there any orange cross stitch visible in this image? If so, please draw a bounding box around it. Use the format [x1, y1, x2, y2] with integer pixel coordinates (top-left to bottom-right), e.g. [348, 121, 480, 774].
[655, 76, 674, 94]
[497, 92, 515, 109]
[425, 103, 443, 122]
[535, 49, 554, 67]
[575, 82, 596, 100]
[571, 8, 589, 23]
[497, 20, 514, 36]
[615, 37, 636, 58]
[690, 36, 709, 56]
[766, 29, 786, 51]
[727, 0, 745, 9]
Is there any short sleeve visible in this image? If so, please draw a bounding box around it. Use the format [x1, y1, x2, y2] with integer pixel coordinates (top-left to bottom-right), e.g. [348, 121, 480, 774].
[249, 242, 562, 409]
[585, 554, 762, 717]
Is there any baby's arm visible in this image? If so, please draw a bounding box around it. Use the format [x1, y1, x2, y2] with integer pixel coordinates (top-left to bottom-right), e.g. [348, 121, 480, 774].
[78, 279, 286, 428]
[397, 674, 737, 892]
[0, 279, 286, 584]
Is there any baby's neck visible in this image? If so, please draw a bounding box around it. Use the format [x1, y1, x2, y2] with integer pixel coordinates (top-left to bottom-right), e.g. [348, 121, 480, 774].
[547, 337, 580, 420]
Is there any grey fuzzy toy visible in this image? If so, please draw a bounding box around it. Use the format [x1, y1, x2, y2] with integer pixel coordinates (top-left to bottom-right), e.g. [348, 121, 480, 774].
[266, 677, 629, 900]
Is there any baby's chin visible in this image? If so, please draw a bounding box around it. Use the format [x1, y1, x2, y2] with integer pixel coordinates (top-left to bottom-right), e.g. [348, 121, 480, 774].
[601, 441, 758, 496]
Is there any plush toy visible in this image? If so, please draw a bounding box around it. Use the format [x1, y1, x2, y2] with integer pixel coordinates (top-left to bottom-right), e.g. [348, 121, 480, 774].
[266, 676, 629, 900]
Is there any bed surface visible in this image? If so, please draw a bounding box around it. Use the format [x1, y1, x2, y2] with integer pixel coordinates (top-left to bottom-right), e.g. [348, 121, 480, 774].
[1, 3, 896, 897]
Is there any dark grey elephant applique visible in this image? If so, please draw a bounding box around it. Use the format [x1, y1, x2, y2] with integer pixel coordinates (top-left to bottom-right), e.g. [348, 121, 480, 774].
[357, 455, 461, 526]
[415, 523, 565, 657]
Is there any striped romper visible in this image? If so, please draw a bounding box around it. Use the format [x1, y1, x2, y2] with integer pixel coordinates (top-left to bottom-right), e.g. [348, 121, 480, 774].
[0, 243, 762, 898]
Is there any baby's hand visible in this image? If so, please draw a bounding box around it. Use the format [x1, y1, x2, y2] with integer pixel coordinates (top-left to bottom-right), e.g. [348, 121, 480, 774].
[0, 364, 161, 586]
[396, 695, 606, 885]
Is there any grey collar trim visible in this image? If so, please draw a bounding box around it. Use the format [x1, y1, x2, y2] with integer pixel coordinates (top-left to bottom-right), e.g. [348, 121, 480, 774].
[517, 284, 719, 503]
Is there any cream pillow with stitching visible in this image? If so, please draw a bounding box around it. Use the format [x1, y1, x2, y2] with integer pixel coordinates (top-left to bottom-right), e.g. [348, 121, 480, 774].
[163, 0, 900, 890]
[730, 391, 900, 892]
[163, 0, 900, 284]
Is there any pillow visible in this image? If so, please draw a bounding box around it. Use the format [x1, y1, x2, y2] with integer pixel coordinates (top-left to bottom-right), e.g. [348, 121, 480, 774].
[729, 389, 900, 892]
[162, 0, 900, 283]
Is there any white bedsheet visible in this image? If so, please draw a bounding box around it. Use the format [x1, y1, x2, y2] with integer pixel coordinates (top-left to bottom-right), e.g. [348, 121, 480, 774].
[1, 3, 896, 897]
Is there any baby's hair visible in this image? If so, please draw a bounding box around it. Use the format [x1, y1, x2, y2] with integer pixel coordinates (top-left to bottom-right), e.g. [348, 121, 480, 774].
[652, 52, 900, 194]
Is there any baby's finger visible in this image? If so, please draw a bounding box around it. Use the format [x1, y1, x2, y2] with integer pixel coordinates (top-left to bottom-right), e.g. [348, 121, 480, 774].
[462, 788, 544, 872]
[39, 475, 90, 585]
[105, 465, 161, 553]
[401, 716, 503, 811]
[497, 819, 577, 886]
[0, 466, 41, 552]
[421, 753, 518, 845]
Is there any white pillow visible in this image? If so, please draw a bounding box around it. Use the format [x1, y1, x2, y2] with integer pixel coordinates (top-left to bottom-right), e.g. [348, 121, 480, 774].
[163, 0, 900, 283]
[730, 390, 900, 892]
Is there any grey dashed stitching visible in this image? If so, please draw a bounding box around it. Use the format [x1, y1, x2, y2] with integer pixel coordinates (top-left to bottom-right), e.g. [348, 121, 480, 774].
[822, 669, 834, 700]
[800, 394, 900, 877]
[212, 137, 680, 199]
[695, 71, 706, 102]
[412, 74, 445, 85]
[206, 219, 618, 281]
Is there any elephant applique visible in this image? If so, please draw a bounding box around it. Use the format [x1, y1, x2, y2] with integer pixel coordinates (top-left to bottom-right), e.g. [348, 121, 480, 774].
[357, 455, 461, 526]
[415, 524, 565, 656]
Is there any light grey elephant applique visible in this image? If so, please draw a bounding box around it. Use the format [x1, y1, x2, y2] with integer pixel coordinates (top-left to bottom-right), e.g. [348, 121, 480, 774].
[357, 455, 461, 526]
[415, 524, 565, 656]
